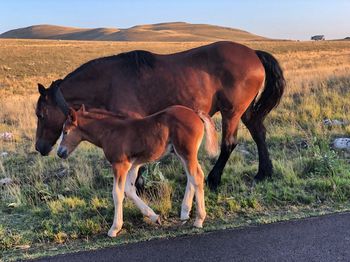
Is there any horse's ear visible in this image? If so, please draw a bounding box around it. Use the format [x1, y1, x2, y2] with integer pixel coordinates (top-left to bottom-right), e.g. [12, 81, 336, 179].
[38, 83, 46, 96]
[68, 107, 78, 125]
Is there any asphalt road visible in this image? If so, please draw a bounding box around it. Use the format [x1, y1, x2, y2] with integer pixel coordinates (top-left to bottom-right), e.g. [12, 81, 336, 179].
[33, 212, 350, 262]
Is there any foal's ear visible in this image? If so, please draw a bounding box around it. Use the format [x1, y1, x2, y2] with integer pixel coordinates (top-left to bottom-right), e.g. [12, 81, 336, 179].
[78, 104, 86, 113]
[68, 107, 78, 125]
[38, 83, 46, 96]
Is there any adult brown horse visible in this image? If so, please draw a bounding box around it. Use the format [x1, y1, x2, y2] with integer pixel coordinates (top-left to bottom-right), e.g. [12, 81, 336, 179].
[35, 41, 285, 191]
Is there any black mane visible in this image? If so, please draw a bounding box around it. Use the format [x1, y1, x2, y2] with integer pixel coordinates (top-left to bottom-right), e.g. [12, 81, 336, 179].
[117, 50, 156, 72]
[63, 50, 156, 81]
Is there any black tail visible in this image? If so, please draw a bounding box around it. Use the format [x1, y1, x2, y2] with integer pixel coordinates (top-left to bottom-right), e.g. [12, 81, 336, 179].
[253, 50, 285, 120]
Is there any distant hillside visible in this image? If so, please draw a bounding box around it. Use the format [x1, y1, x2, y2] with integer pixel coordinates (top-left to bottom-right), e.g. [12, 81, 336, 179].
[0, 22, 267, 42]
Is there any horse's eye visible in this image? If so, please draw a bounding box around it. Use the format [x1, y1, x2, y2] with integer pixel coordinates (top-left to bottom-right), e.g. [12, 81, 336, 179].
[63, 130, 68, 135]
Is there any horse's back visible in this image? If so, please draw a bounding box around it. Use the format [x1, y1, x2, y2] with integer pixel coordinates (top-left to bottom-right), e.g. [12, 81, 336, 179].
[159, 105, 204, 137]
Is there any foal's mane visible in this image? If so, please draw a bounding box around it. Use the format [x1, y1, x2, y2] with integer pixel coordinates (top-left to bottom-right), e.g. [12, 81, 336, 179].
[80, 108, 130, 120]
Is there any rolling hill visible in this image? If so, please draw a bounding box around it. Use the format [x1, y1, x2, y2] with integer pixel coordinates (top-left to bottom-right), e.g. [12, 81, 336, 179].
[0, 22, 267, 42]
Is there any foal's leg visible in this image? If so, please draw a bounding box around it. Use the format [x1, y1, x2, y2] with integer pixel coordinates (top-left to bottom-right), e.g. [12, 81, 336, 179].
[179, 155, 206, 228]
[180, 176, 195, 221]
[192, 163, 206, 228]
[108, 162, 131, 237]
[207, 112, 241, 191]
[125, 165, 160, 223]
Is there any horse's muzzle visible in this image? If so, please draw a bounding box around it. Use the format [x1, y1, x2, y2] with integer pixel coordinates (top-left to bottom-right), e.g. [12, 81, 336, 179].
[35, 140, 53, 156]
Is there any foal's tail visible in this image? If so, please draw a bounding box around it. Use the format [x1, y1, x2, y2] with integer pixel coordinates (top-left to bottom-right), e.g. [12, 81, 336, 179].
[253, 50, 286, 120]
[197, 111, 219, 157]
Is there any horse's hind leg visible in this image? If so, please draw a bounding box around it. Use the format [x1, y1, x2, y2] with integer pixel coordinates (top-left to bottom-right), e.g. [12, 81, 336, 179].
[206, 112, 240, 191]
[124, 165, 160, 224]
[242, 110, 272, 181]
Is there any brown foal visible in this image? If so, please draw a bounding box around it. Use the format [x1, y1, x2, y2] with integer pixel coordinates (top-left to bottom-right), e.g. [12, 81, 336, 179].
[57, 105, 218, 237]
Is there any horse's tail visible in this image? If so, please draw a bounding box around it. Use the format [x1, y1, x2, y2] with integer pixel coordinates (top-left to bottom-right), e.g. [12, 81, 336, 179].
[197, 111, 219, 157]
[253, 50, 286, 120]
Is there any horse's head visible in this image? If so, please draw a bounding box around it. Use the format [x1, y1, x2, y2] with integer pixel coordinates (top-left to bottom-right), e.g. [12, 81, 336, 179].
[35, 80, 69, 156]
[57, 106, 85, 159]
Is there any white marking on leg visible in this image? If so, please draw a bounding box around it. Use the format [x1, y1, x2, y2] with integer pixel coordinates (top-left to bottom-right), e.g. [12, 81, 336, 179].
[108, 170, 127, 237]
[193, 164, 206, 228]
[181, 176, 195, 220]
[125, 165, 160, 223]
[173, 147, 196, 221]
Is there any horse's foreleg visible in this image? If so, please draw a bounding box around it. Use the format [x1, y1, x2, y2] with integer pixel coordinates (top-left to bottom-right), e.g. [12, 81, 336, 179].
[206, 113, 240, 191]
[135, 166, 145, 195]
[125, 165, 160, 224]
[242, 113, 272, 181]
[108, 162, 130, 237]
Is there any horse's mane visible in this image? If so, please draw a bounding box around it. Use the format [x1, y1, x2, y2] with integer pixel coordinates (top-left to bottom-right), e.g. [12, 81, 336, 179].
[43, 50, 156, 115]
[117, 50, 156, 72]
[63, 50, 156, 81]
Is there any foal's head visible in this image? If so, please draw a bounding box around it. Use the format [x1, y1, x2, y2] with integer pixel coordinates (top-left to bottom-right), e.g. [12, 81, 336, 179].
[57, 106, 84, 159]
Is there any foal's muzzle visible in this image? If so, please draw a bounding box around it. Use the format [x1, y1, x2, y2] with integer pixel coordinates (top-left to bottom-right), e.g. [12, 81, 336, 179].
[57, 146, 68, 159]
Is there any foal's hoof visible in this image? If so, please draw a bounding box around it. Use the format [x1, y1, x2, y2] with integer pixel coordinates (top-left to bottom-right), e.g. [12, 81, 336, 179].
[150, 214, 162, 225]
[193, 219, 204, 228]
[107, 227, 121, 237]
[180, 212, 190, 221]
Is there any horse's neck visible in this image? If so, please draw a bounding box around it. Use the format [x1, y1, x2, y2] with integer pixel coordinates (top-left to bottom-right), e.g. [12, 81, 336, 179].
[60, 79, 105, 106]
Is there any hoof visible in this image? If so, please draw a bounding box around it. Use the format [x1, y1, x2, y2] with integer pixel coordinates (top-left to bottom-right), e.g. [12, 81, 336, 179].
[206, 175, 220, 192]
[193, 219, 203, 228]
[107, 227, 121, 238]
[180, 214, 190, 221]
[254, 171, 271, 182]
[181, 220, 189, 226]
[150, 214, 161, 225]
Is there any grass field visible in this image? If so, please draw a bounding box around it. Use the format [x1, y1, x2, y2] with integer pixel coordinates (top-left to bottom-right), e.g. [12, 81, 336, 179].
[1, 39, 350, 261]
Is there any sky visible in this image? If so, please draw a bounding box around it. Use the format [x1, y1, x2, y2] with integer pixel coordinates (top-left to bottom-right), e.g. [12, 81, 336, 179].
[0, 0, 349, 40]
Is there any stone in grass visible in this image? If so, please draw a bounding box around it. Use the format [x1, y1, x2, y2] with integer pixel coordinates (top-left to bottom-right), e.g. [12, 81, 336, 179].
[333, 138, 350, 151]
[0, 177, 13, 186]
[323, 119, 349, 126]
[0, 152, 9, 157]
[0, 132, 13, 141]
